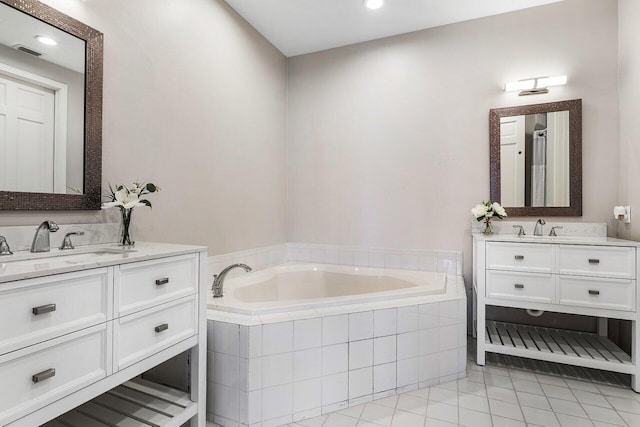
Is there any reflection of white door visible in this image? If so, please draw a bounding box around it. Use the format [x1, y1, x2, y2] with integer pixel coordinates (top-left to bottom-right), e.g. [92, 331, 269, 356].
[500, 116, 525, 206]
[0, 74, 55, 193]
[546, 111, 570, 207]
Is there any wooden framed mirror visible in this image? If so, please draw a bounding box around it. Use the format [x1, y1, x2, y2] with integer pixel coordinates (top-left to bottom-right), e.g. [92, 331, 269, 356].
[490, 99, 582, 217]
[0, 0, 103, 210]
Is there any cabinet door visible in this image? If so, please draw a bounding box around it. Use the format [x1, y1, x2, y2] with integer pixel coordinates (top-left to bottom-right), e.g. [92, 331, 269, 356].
[0, 268, 110, 355]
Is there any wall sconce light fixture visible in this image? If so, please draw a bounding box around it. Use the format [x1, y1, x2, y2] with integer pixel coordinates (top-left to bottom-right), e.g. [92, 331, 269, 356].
[505, 75, 567, 96]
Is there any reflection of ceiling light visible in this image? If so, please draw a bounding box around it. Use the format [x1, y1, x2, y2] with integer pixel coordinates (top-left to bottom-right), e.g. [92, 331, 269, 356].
[35, 36, 57, 46]
[505, 75, 567, 96]
[364, 0, 384, 10]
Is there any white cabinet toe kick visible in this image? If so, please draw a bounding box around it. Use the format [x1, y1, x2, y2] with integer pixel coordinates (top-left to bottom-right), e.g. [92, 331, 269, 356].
[0, 243, 208, 427]
[473, 235, 640, 392]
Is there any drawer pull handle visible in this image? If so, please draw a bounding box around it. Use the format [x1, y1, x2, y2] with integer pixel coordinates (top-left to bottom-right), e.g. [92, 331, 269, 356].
[155, 323, 169, 333]
[514, 284, 525, 289]
[589, 259, 600, 264]
[589, 290, 600, 296]
[155, 278, 170, 286]
[514, 255, 525, 260]
[32, 368, 55, 383]
[32, 304, 56, 315]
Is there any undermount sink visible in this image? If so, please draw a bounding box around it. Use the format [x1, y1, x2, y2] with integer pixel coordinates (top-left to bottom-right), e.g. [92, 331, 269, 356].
[0, 247, 136, 265]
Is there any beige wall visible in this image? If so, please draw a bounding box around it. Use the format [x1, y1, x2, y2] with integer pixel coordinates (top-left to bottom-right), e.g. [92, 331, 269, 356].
[617, 0, 640, 241]
[0, 0, 288, 255]
[287, 0, 619, 282]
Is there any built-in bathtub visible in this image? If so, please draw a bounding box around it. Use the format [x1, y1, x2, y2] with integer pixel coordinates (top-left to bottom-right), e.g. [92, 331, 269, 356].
[209, 263, 447, 315]
[206, 263, 467, 427]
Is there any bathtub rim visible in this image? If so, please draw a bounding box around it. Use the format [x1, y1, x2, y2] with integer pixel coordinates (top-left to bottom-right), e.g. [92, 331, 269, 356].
[207, 274, 466, 326]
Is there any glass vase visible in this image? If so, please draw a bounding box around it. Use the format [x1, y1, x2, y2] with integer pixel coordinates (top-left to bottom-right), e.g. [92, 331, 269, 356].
[482, 218, 494, 236]
[119, 207, 135, 247]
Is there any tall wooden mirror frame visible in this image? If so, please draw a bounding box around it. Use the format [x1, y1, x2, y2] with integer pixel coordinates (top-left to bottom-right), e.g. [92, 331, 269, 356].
[0, 0, 103, 210]
[489, 99, 582, 217]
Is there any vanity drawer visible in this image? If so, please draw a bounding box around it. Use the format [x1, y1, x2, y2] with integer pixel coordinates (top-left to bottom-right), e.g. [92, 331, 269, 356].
[558, 276, 635, 311]
[114, 295, 197, 370]
[0, 324, 108, 425]
[487, 242, 554, 273]
[0, 269, 110, 355]
[487, 270, 555, 304]
[115, 254, 198, 316]
[558, 245, 636, 279]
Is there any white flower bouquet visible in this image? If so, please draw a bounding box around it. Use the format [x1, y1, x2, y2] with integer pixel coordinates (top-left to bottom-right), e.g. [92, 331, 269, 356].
[471, 200, 507, 236]
[103, 182, 160, 246]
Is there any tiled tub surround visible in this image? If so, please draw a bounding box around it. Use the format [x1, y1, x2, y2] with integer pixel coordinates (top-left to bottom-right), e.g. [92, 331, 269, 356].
[206, 276, 467, 426]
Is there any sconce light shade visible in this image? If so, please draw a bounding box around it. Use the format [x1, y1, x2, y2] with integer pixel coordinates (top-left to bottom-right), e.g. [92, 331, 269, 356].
[505, 75, 567, 96]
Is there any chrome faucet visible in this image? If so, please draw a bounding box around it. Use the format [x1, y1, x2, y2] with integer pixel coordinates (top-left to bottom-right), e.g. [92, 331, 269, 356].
[549, 226, 563, 237]
[513, 225, 526, 237]
[30, 221, 59, 253]
[0, 236, 12, 255]
[534, 219, 546, 237]
[212, 263, 252, 298]
[59, 232, 85, 250]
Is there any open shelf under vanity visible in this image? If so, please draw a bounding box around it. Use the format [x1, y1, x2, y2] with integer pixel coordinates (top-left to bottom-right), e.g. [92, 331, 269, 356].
[43, 379, 196, 427]
[483, 320, 633, 374]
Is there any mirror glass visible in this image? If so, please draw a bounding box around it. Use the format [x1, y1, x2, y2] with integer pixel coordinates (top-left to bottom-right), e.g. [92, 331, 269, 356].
[490, 99, 581, 217]
[0, 3, 86, 194]
[499, 111, 570, 208]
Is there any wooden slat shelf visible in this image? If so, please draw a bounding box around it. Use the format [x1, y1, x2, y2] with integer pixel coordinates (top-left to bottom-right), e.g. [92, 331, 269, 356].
[42, 379, 196, 427]
[484, 321, 634, 374]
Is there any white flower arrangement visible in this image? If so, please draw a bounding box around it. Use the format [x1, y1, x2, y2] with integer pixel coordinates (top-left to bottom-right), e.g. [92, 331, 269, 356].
[471, 200, 507, 235]
[102, 182, 160, 210]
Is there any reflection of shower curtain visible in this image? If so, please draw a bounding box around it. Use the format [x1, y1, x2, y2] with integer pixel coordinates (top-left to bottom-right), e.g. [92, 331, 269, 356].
[532, 129, 547, 207]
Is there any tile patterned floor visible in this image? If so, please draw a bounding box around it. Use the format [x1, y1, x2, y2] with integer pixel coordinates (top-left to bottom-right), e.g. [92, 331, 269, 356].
[208, 341, 640, 427]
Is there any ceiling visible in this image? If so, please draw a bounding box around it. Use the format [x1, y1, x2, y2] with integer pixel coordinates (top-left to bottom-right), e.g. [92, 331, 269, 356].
[0, 2, 85, 73]
[225, 0, 565, 57]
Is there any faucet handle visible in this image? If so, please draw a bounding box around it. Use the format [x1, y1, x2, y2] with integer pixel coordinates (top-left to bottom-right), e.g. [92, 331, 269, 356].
[0, 236, 13, 256]
[59, 232, 85, 250]
[549, 226, 564, 237]
[513, 225, 526, 237]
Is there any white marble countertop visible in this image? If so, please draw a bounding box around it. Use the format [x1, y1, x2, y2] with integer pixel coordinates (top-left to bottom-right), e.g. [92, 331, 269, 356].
[473, 233, 640, 247]
[0, 242, 207, 284]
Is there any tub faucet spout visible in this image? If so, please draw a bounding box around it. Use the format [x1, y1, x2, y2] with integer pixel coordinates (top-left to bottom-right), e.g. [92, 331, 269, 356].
[212, 263, 252, 298]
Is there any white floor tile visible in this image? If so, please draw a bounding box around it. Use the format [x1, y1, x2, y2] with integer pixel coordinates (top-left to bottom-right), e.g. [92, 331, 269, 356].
[360, 403, 395, 426]
[548, 397, 588, 418]
[521, 406, 560, 427]
[489, 399, 524, 421]
[486, 385, 518, 403]
[396, 394, 428, 416]
[573, 389, 613, 408]
[582, 403, 627, 425]
[459, 407, 492, 427]
[512, 378, 544, 395]
[606, 395, 640, 414]
[491, 415, 526, 427]
[556, 413, 595, 427]
[458, 392, 489, 413]
[516, 391, 552, 410]
[542, 383, 577, 401]
[428, 386, 458, 405]
[390, 410, 425, 427]
[426, 401, 458, 424]
[323, 413, 359, 427]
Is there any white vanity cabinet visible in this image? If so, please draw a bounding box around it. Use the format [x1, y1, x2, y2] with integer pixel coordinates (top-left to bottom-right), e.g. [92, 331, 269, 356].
[473, 235, 640, 391]
[0, 244, 208, 427]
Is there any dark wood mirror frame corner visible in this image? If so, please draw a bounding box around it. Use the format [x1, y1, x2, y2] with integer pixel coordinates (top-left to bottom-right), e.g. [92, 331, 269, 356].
[0, 0, 103, 210]
[489, 99, 583, 217]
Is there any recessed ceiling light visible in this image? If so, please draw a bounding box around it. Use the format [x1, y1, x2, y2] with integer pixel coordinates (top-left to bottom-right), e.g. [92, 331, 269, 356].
[364, 0, 384, 10]
[35, 35, 57, 46]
